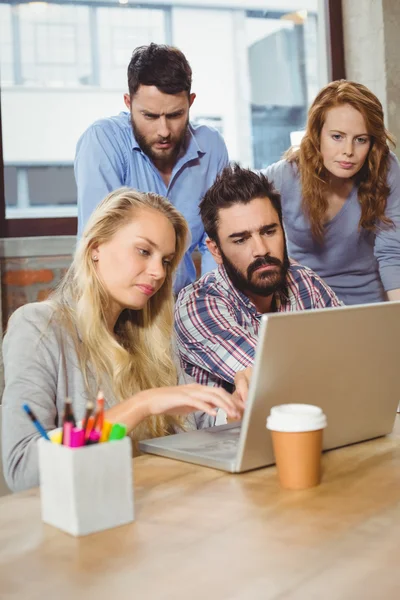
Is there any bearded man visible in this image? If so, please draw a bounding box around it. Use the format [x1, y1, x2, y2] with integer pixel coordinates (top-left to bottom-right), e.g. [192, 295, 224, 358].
[175, 164, 342, 390]
[75, 43, 228, 293]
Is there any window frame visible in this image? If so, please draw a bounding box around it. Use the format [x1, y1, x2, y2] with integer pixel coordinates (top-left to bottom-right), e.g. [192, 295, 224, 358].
[0, 0, 345, 238]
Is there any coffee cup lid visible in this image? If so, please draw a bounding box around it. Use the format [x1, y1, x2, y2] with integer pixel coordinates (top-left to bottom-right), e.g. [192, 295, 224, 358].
[266, 404, 327, 433]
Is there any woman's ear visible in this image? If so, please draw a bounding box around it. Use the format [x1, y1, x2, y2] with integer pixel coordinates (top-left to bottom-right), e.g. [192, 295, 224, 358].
[206, 238, 223, 265]
[91, 241, 100, 262]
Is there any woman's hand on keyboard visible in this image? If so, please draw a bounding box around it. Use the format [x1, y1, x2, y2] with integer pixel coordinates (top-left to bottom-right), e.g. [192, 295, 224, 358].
[137, 384, 244, 421]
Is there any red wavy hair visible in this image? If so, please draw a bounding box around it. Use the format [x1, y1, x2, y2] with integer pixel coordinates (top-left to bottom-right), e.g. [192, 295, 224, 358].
[285, 80, 395, 241]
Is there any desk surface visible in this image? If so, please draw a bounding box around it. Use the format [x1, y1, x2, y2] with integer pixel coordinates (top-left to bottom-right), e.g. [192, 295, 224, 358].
[1, 418, 400, 600]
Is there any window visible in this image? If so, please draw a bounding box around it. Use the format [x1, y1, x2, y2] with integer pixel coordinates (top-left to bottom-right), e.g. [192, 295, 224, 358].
[98, 6, 167, 88]
[5, 166, 76, 218]
[0, 0, 344, 236]
[18, 3, 92, 87]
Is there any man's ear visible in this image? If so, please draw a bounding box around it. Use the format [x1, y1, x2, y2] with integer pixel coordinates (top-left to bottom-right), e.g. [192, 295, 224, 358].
[189, 92, 196, 108]
[206, 237, 223, 264]
[123, 93, 131, 110]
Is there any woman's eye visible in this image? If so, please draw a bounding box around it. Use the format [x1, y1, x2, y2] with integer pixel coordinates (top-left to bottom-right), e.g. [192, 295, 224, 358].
[332, 134, 342, 141]
[356, 137, 368, 144]
[163, 259, 172, 267]
[138, 248, 150, 257]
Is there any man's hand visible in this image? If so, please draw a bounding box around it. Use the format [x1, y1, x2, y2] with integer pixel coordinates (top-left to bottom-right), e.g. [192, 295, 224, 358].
[233, 366, 253, 404]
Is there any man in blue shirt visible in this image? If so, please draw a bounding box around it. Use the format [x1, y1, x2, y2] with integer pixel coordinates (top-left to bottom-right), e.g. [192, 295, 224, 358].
[75, 43, 229, 293]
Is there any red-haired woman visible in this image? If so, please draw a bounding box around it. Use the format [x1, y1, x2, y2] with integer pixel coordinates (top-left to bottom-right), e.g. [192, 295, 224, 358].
[264, 80, 400, 305]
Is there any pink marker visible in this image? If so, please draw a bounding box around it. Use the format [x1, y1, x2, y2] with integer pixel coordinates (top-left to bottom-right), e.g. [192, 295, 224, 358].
[88, 430, 100, 445]
[70, 427, 85, 448]
[62, 422, 73, 447]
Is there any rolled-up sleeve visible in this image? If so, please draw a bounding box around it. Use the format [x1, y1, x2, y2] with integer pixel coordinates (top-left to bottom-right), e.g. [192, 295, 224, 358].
[175, 294, 257, 386]
[374, 153, 400, 292]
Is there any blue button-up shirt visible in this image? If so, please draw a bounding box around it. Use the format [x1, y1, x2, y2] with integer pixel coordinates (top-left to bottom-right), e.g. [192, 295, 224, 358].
[75, 112, 229, 293]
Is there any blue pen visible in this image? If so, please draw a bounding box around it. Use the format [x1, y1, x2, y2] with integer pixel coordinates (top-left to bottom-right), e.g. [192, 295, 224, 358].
[22, 404, 50, 441]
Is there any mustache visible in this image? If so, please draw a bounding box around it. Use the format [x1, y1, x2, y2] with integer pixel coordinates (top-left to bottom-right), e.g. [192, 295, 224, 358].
[247, 255, 283, 279]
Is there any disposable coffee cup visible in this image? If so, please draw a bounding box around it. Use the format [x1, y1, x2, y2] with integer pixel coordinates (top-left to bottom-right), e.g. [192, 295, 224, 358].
[266, 404, 327, 490]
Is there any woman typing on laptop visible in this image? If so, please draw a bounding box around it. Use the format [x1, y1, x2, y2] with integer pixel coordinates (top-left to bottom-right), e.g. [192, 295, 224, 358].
[2, 188, 244, 492]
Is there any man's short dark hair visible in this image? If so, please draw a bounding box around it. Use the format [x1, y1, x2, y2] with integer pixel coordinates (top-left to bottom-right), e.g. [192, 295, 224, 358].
[199, 163, 284, 242]
[127, 43, 192, 97]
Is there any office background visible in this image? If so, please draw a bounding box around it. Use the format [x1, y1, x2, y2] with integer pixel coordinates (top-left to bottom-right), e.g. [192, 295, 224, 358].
[0, 0, 399, 380]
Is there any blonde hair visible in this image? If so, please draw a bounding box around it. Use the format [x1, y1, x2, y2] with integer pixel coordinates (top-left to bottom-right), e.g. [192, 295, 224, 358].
[49, 187, 189, 440]
[285, 80, 395, 241]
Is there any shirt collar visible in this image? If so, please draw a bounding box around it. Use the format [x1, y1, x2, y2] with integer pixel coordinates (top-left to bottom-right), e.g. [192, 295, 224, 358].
[127, 114, 205, 163]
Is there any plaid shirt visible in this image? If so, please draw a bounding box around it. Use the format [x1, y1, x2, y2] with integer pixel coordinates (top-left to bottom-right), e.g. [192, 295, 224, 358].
[175, 263, 342, 390]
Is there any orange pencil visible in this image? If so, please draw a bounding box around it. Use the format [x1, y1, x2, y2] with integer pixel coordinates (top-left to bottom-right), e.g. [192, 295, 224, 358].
[81, 400, 94, 431]
[84, 415, 95, 441]
[94, 390, 105, 432]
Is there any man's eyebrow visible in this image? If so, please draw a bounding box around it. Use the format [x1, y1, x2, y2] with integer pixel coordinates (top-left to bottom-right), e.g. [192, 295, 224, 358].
[228, 230, 250, 239]
[141, 111, 160, 118]
[166, 109, 185, 116]
[260, 223, 279, 231]
[141, 109, 185, 118]
[228, 223, 279, 239]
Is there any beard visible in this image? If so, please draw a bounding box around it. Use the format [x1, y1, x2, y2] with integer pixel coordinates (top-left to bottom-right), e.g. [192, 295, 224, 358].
[220, 249, 290, 298]
[131, 115, 189, 169]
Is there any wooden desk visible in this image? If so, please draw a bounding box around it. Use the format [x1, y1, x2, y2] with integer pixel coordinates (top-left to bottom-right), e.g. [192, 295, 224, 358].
[1, 418, 400, 600]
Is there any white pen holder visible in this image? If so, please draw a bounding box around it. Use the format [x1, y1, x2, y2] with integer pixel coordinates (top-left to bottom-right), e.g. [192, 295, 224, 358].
[38, 437, 134, 536]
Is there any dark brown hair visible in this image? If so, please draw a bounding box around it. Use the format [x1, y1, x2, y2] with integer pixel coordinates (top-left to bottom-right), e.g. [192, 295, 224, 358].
[200, 163, 284, 242]
[127, 43, 192, 97]
[285, 80, 395, 241]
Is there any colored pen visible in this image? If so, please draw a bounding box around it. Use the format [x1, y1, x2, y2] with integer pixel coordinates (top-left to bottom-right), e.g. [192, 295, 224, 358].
[108, 423, 127, 441]
[100, 421, 112, 443]
[63, 422, 73, 447]
[62, 397, 76, 428]
[61, 397, 76, 444]
[81, 400, 94, 431]
[22, 404, 50, 441]
[93, 390, 105, 432]
[87, 430, 100, 445]
[49, 430, 63, 445]
[70, 427, 85, 448]
[84, 415, 95, 441]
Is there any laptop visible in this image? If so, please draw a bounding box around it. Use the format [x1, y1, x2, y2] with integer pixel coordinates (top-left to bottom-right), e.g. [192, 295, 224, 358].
[139, 302, 400, 472]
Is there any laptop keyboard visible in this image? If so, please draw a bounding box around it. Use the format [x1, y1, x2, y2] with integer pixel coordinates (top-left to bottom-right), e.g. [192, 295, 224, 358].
[177, 428, 241, 460]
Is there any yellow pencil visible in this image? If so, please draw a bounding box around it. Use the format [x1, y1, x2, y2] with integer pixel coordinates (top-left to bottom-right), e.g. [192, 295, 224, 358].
[100, 421, 112, 443]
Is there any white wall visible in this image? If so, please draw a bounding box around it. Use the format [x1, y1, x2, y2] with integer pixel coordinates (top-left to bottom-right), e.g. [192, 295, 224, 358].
[342, 0, 400, 160]
[341, 1, 387, 112]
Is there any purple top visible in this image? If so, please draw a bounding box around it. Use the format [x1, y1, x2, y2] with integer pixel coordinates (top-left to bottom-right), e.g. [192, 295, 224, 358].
[263, 152, 400, 305]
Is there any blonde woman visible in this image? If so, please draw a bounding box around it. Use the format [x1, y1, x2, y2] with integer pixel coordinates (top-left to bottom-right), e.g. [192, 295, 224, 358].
[264, 80, 400, 305]
[2, 188, 243, 492]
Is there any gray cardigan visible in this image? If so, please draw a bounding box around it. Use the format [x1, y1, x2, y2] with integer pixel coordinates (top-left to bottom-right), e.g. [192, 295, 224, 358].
[1, 302, 214, 492]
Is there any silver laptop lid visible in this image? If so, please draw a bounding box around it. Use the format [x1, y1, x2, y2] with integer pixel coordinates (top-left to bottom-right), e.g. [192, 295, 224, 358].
[235, 302, 400, 471]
